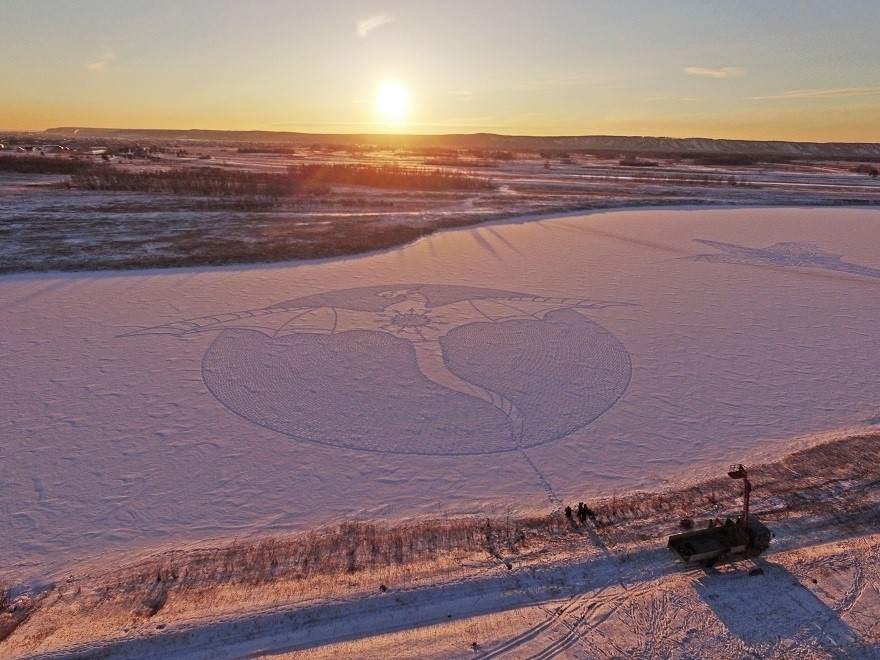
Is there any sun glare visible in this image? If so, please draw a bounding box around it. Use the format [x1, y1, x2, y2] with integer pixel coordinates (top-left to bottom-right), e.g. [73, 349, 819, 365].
[375, 79, 410, 124]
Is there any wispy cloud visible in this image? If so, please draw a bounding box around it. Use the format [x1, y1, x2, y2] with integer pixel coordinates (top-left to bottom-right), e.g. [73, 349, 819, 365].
[357, 13, 394, 37]
[646, 96, 712, 102]
[513, 73, 597, 92]
[683, 66, 744, 79]
[86, 51, 117, 71]
[449, 89, 473, 101]
[753, 86, 880, 100]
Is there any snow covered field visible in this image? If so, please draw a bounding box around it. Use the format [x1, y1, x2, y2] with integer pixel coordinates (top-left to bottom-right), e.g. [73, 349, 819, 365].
[2, 205, 879, 591]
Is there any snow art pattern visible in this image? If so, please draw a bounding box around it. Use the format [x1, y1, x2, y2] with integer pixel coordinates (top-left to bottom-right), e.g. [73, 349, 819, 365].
[690, 240, 880, 279]
[129, 285, 633, 454]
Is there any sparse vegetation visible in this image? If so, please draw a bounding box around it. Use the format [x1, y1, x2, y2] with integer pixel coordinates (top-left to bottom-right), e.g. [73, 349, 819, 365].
[0, 154, 92, 174]
[236, 145, 300, 155]
[693, 154, 790, 167]
[73, 166, 300, 197]
[25, 515, 546, 628]
[2, 144, 879, 275]
[851, 163, 880, 177]
[619, 155, 659, 167]
[587, 432, 879, 540]
[0, 583, 35, 643]
[288, 163, 493, 191]
[0, 208, 488, 274]
[66, 162, 492, 198]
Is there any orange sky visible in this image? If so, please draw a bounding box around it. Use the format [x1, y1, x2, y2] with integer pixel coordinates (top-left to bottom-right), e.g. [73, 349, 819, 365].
[2, 1, 880, 141]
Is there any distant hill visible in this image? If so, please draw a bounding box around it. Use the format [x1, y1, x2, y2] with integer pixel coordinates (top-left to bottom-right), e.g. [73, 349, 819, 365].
[42, 127, 880, 159]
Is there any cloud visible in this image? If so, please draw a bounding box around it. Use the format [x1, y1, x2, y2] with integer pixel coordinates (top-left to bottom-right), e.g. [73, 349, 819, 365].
[645, 96, 711, 102]
[357, 13, 394, 37]
[514, 73, 597, 92]
[753, 86, 880, 100]
[683, 66, 744, 79]
[86, 51, 118, 71]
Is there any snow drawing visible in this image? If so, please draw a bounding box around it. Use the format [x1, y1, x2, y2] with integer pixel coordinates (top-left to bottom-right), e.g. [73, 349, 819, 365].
[689, 239, 880, 279]
[128, 284, 633, 455]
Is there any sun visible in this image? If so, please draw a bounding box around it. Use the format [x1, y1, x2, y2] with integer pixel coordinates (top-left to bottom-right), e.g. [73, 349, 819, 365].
[374, 79, 410, 124]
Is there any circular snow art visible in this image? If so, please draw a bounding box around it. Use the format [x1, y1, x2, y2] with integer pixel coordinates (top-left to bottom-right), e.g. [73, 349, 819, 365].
[140, 285, 632, 455]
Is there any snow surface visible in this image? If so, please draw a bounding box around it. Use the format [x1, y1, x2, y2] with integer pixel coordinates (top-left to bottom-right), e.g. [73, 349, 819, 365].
[1, 206, 878, 583]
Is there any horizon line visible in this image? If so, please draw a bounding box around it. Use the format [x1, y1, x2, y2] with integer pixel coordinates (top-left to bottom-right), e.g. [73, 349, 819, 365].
[4, 126, 880, 147]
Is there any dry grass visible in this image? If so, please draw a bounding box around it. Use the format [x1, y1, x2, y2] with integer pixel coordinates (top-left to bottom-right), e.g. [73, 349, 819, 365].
[69, 163, 492, 197]
[0, 584, 35, 644]
[73, 167, 300, 197]
[77, 515, 567, 617]
[0, 155, 91, 175]
[288, 163, 493, 191]
[584, 431, 880, 546]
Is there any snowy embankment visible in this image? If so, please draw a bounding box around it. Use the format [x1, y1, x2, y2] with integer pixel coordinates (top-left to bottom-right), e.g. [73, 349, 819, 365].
[3, 432, 878, 658]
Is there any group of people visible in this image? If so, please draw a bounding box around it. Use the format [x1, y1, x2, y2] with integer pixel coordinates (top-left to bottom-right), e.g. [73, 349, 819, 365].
[564, 501, 596, 524]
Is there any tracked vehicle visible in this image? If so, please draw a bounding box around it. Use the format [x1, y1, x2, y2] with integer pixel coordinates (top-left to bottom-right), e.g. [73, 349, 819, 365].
[668, 464, 772, 567]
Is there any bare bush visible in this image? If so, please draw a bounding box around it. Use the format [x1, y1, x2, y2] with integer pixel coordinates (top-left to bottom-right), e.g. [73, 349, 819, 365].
[72, 167, 299, 197]
[0, 584, 35, 644]
[288, 163, 493, 191]
[0, 155, 92, 175]
[851, 163, 880, 177]
[67, 162, 491, 198]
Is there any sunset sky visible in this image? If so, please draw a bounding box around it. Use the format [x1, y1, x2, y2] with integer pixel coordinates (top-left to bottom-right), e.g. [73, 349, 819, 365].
[2, 0, 879, 140]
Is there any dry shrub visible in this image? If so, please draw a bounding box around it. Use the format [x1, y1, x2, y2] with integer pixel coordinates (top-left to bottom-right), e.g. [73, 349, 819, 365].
[0, 585, 35, 643]
[73, 167, 298, 197]
[0, 155, 92, 175]
[83, 513, 583, 620]
[69, 163, 491, 197]
[288, 163, 493, 191]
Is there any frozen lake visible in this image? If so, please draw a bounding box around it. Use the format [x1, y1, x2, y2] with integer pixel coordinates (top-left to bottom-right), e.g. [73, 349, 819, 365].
[2, 205, 878, 582]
